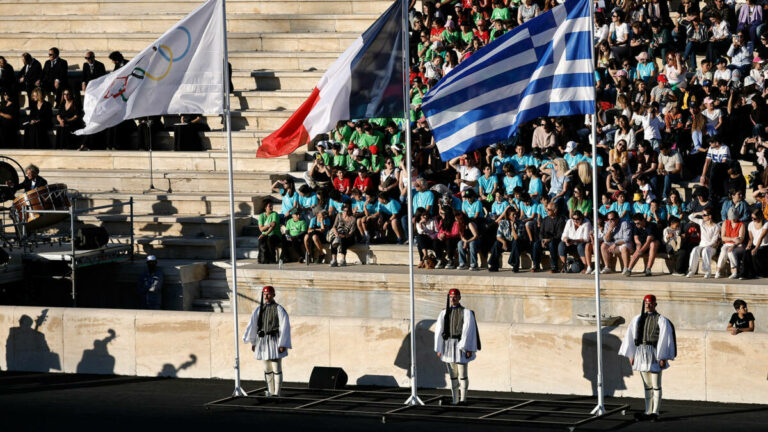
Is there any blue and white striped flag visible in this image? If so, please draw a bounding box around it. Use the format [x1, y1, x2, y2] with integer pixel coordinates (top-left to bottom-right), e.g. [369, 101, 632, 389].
[422, 0, 594, 160]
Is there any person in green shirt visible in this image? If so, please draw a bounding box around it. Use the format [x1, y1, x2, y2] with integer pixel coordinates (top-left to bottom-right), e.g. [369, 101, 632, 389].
[346, 149, 372, 172]
[330, 143, 348, 169]
[369, 117, 388, 129]
[490, 1, 510, 21]
[281, 209, 308, 262]
[417, 32, 435, 64]
[331, 120, 353, 145]
[490, 19, 505, 42]
[441, 20, 460, 48]
[315, 141, 331, 166]
[459, 22, 474, 48]
[358, 124, 385, 154]
[347, 121, 366, 152]
[256, 201, 281, 264]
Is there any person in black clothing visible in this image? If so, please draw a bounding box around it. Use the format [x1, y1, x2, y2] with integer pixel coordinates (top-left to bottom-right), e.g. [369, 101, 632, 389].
[55, 89, 85, 150]
[18, 53, 42, 98]
[628, 214, 662, 276]
[0, 56, 15, 96]
[102, 51, 137, 150]
[173, 114, 209, 151]
[5, 164, 47, 193]
[536, 202, 567, 272]
[726, 299, 755, 335]
[81, 51, 106, 92]
[136, 116, 164, 151]
[23, 88, 53, 149]
[488, 207, 527, 272]
[0, 90, 19, 148]
[39, 47, 69, 105]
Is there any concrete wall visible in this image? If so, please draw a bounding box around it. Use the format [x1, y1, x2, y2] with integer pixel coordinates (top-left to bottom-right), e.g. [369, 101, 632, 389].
[1, 305, 766, 404]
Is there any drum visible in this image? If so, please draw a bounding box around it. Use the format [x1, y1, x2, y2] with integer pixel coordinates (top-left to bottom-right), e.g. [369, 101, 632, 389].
[10, 184, 71, 232]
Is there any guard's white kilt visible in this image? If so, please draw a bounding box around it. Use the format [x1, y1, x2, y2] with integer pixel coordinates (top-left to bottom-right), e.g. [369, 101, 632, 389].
[632, 344, 662, 373]
[440, 338, 467, 364]
[254, 334, 287, 361]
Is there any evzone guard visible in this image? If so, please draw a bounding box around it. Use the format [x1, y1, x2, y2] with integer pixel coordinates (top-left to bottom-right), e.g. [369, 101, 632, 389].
[243, 285, 292, 397]
[434, 288, 480, 405]
[619, 294, 677, 422]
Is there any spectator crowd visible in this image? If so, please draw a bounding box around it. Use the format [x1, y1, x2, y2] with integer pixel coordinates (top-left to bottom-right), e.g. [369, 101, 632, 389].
[258, 0, 768, 279]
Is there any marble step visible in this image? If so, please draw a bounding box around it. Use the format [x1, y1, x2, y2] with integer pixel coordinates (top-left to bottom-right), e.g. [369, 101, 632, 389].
[191, 298, 231, 313]
[200, 279, 231, 299]
[0, 14, 378, 34]
[0, 32, 358, 53]
[0, 0, 392, 16]
[0, 149, 302, 173]
[71, 214, 251, 238]
[252, 70, 323, 91]
[74, 191, 258, 216]
[37, 169, 275, 195]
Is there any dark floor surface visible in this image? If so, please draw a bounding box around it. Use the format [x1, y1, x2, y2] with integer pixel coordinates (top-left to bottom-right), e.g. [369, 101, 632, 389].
[0, 371, 766, 432]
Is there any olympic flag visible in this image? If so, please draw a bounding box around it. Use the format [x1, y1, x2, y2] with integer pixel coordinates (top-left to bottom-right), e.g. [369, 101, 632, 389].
[76, 0, 224, 135]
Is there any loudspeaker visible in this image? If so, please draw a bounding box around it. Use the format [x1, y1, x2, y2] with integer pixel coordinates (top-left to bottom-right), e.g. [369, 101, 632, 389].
[308, 366, 348, 390]
[74, 224, 109, 250]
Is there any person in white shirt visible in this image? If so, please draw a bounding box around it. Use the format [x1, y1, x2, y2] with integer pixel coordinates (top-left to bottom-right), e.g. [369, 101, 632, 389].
[726, 31, 753, 72]
[687, 209, 721, 278]
[639, 104, 664, 149]
[707, 13, 731, 62]
[558, 210, 594, 273]
[449, 155, 481, 193]
[713, 58, 732, 82]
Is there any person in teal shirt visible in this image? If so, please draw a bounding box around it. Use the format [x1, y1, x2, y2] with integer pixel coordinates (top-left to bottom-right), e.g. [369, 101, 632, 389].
[272, 178, 298, 220]
[502, 165, 522, 194]
[490, 191, 510, 221]
[281, 210, 308, 262]
[297, 184, 318, 216]
[461, 189, 484, 220]
[374, 192, 404, 243]
[478, 165, 498, 200]
[610, 192, 631, 221]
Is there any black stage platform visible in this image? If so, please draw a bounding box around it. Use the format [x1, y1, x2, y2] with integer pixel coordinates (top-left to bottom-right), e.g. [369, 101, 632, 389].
[207, 386, 628, 430]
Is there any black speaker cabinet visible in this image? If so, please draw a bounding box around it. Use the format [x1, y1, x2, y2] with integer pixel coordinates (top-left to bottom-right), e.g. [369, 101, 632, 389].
[308, 366, 348, 389]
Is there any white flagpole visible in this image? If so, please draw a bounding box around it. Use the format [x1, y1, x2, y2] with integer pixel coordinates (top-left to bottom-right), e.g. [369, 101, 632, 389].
[588, 0, 606, 416]
[221, 0, 246, 397]
[402, 0, 423, 407]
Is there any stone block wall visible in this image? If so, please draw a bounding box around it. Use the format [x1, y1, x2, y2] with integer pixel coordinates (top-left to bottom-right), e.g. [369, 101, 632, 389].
[0, 306, 765, 404]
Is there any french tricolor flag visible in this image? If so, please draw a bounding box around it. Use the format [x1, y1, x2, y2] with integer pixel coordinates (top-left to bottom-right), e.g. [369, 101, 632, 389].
[257, 0, 405, 158]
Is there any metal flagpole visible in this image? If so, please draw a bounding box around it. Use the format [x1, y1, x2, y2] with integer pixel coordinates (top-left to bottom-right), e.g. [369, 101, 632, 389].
[588, 0, 605, 416]
[221, 0, 246, 397]
[402, 0, 423, 407]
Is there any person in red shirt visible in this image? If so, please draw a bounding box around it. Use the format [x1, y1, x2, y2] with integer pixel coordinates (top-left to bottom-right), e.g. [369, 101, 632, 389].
[352, 167, 372, 195]
[474, 20, 490, 44]
[332, 168, 351, 195]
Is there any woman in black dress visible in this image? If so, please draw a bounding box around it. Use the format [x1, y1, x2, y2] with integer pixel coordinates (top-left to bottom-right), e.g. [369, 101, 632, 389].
[0, 90, 19, 148]
[55, 89, 85, 150]
[23, 87, 52, 149]
[173, 114, 209, 151]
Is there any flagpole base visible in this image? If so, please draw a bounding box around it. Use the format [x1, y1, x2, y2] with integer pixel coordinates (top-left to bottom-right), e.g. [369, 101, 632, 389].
[404, 394, 424, 406]
[232, 386, 247, 397]
[591, 404, 606, 416]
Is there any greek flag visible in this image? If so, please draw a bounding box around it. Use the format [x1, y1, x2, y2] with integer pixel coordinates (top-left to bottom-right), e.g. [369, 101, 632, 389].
[422, 0, 594, 160]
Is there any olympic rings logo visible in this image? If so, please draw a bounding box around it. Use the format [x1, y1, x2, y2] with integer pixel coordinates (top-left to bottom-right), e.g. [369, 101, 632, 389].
[103, 26, 192, 101]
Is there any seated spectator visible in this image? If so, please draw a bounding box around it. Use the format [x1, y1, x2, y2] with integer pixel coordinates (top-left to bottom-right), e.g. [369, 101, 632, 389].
[357, 190, 378, 243]
[687, 209, 720, 278]
[352, 167, 372, 194]
[567, 184, 592, 218]
[610, 191, 631, 221]
[297, 184, 318, 218]
[434, 205, 460, 269]
[700, 135, 730, 199]
[664, 216, 689, 276]
[666, 190, 685, 220]
[54, 89, 85, 150]
[489, 207, 524, 272]
[333, 168, 351, 195]
[715, 207, 746, 279]
[736, 208, 768, 279]
[305, 153, 332, 190]
[272, 178, 298, 221]
[727, 299, 755, 335]
[23, 87, 53, 149]
[0, 90, 19, 148]
[378, 157, 400, 200]
[449, 154, 481, 192]
[600, 211, 635, 274]
[329, 202, 357, 267]
[373, 192, 404, 244]
[558, 210, 593, 273]
[414, 207, 438, 266]
[657, 141, 682, 199]
[305, 210, 331, 263]
[478, 164, 498, 202]
[627, 213, 662, 276]
[720, 188, 750, 223]
[280, 209, 307, 263]
[536, 202, 567, 272]
[256, 201, 280, 264]
[456, 213, 480, 270]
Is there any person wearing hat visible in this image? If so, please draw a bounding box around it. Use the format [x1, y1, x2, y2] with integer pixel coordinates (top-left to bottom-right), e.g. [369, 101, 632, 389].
[137, 255, 163, 309]
[635, 51, 656, 83]
[434, 288, 480, 405]
[281, 208, 308, 263]
[619, 295, 677, 422]
[243, 286, 292, 397]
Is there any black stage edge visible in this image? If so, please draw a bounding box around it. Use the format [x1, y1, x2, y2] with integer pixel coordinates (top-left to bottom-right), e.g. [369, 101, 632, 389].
[206, 386, 629, 430]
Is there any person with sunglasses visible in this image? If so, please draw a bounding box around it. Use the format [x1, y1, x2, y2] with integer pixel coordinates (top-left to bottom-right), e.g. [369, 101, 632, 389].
[686, 209, 720, 278]
[38, 47, 68, 106]
[627, 213, 662, 276]
[81, 51, 106, 92]
[558, 210, 594, 274]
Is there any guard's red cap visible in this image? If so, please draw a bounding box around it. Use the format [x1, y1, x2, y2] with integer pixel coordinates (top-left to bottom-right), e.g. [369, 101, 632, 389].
[643, 294, 656, 304]
[263, 286, 275, 295]
[449, 289, 461, 297]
